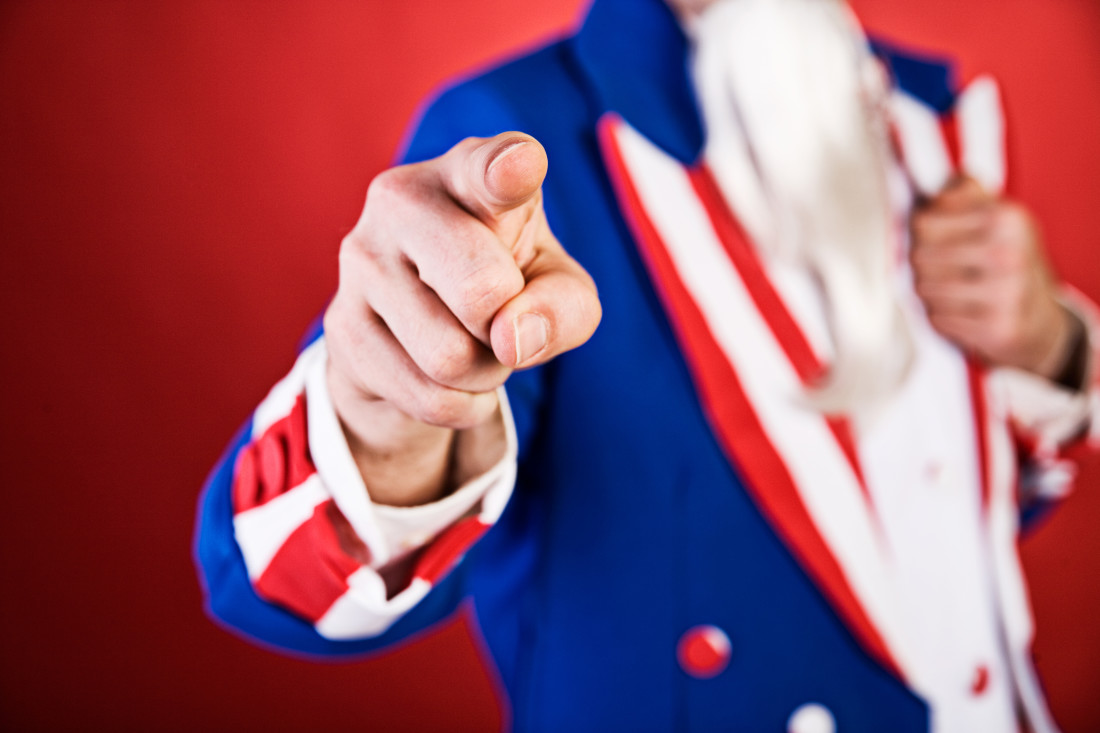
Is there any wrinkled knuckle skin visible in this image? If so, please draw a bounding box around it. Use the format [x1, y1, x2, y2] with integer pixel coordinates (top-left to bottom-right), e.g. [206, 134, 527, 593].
[998, 201, 1029, 228]
[322, 297, 355, 350]
[413, 388, 470, 428]
[422, 333, 480, 387]
[337, 232, 365, 271]
[458, 272, 502, 314]
[339, 227, 401, 301]
[363, 165, 434, 231]
[321, 303, 361, 386]
[365, 166, 412, 207]
[456, 265, 524, 323]
[996, 204, 1039, 246]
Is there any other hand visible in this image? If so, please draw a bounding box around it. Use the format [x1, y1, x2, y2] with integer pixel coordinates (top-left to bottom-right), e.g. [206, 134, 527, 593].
[910, 177, 1074, 380]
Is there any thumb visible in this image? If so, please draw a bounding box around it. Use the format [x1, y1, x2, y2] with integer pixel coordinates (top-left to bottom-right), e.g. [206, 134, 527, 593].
[441, 132, 548, 234]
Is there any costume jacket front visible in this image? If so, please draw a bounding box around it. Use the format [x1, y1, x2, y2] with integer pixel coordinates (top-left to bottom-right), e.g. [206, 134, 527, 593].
[194, 0, 1097, 730]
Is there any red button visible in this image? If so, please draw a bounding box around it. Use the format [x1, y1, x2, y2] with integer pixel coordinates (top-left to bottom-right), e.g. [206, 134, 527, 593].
[677, 625, 731, 678]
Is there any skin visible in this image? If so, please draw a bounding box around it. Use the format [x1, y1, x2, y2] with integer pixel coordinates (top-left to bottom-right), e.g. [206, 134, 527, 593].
[325, 133, 601, 506]
[910, 177, 1076, 380]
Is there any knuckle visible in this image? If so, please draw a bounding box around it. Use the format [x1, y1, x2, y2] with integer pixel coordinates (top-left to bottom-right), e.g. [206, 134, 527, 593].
[998, 201, 1028, 225]
[365, 166, 410, 204]
[339, 229, 396, 288]
[363, 166, 434, 225]
[422, 332, 480, 385]
[455, 263, 524, 319]
[322, 305, 368, 388]
[337, 231, 366, 268]
[412, 388, 470, 428]
[322, 295, 357, 347]
[994, 203, 1036, 239]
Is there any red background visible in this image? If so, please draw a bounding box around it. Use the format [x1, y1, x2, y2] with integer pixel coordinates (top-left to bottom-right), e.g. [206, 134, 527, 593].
[1, 1, 1097, 730]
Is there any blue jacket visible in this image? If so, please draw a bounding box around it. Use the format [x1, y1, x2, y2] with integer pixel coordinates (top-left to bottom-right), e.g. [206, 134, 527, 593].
[196, 0, 971, 729]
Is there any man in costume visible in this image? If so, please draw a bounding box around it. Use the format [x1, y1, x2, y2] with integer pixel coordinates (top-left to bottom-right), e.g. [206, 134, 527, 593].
[195, 0, 1096, 730]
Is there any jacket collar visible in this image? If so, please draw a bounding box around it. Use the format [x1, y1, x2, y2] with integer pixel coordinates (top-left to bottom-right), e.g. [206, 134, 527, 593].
[572, 0, 705, 165]
[571, 0, 960, 165]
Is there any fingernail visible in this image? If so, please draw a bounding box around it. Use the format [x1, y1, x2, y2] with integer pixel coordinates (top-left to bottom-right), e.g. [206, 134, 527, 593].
[513, 312, 548, 366]
[487, 139, 527, 176]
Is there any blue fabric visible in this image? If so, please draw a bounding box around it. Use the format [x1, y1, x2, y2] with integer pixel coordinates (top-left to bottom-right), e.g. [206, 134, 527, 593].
[871, 38, 958, 113]
[194, 0, 959, 728]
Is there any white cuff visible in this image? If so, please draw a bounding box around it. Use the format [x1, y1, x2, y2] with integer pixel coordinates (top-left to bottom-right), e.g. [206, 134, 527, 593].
[994, 287, 1100, 454]
[994, 367, 1090, 452]
[303, 338, 518, 569]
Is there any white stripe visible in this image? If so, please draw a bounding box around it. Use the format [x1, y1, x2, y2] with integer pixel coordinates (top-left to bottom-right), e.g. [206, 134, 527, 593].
[314, 574, 432, 640]
[957, 76, 1006, 195]
[890, 90, 954, 196]
[613, 120, 914, 679]
[303, 340, 392, 566]
[859, 314, 1017, 733]
[233, 473, 328, 580]
[479, 387, 519, 524]
[252, 338, 325, 438]
[985, 381, 1060, 733]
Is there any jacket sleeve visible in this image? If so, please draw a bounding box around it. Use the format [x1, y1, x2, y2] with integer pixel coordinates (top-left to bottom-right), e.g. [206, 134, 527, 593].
[193, 81, 547, 658]
[993, 288, 1100, 521]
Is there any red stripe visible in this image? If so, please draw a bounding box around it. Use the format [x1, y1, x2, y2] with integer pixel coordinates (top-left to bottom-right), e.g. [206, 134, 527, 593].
[966, 359, 991, 513]
[253, 499, 364, 622]
[414, 517, 490, 585]
[597, 115, 903, 680]
[686, 164, 873, 515]
[687, 166, 822, 382]
[233, 392, 316, 515]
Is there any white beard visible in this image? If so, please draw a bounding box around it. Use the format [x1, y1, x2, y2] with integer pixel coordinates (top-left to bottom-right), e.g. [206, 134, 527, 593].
[689, 0, 913, 416]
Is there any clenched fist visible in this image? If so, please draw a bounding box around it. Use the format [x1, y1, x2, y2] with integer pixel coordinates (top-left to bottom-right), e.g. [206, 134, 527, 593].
[910, 177, 1078, 380]
[325, 133, 601, 506]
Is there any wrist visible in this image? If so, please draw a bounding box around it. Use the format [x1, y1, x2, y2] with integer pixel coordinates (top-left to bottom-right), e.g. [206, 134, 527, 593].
[1024, 302, 1083, 385]
[1047, 306, 1088, 390]
[326, 361, 457, 507]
